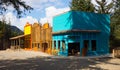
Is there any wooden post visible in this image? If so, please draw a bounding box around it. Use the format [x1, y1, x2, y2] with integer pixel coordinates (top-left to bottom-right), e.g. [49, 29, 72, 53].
[11, 40, 12, 46]
[112, 49, 115, 58]
[14, 39, 16, 50]
[18, 38, 20, 51]
[30, 36, 32, 50]
[10, 40, 13, 50]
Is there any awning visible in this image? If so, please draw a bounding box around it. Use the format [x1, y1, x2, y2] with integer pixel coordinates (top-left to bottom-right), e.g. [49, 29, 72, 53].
[10, 34, 30, 40]
[52, 29, 100, 35]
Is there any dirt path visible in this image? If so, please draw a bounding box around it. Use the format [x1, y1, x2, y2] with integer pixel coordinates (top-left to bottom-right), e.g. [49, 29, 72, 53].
[96, 58, 120, 70]
[0, 49, 120, 70]
[0, 49, 52, 60]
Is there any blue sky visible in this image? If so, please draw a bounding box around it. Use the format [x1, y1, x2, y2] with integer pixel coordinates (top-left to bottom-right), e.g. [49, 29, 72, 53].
[0, 0, 112, 30]
[25, 0, 71, 20]
[0, 0, 71, 30]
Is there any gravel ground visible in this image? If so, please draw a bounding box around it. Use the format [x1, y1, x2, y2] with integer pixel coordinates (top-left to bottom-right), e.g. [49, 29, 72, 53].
[0, 49, 120, 70]
[0, 49, 52, 60]
[95, 58, 120, 70]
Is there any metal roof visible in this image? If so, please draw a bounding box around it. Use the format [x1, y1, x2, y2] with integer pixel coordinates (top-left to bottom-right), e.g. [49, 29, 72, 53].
[52, 29, 100, 35]
[10, 34, 30, 40]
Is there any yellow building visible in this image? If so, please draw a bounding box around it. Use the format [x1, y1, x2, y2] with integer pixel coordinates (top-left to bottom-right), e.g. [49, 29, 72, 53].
[24, 22, 32, 50]
[24, 22, 32, 35]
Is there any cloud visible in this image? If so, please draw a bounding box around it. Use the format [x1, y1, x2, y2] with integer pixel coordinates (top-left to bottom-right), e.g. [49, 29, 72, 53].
[0, 12, 38, 30]
[21, 0, 71, 12]
[22, 0, 61, 11]
[19, 16, 38, 30]
[40, 6, 70, 26]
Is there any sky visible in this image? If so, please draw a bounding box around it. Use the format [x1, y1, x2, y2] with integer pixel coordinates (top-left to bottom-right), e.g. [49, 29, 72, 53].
[0, 0, 112, 30]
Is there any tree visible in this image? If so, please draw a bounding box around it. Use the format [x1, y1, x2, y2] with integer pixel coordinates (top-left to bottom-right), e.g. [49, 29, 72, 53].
[0, 18, 9, 50]
[110, 0, 120, 48]
[112, 0, 120, 20]
[111, 0, 120, 37]
[95, 0, 114, 14]
[70, 0, 95, 12]
[0, 0, 33, 17]
[94, 0, 120, 49]
[0, 17, 23, 50]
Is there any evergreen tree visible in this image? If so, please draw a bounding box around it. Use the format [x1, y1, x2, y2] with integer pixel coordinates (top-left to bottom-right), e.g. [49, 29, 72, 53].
[0, 17, 23, 50]
[95, 0, 113, 14]
[0, 18, 8, 49]
[110, 0, 120, 48]
[70, 0, 95, 12]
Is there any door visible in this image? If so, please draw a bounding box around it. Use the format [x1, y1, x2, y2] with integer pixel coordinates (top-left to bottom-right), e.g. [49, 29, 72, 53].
[82, 40, 89, 56]
[68, 42, 80, 56]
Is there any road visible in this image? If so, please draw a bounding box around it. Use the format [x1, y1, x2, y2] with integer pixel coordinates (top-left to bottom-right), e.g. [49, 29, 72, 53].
[0, 50, 120, 70]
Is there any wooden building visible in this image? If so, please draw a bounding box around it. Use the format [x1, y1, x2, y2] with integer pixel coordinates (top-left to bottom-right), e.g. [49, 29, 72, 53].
[24, 22, 32, 50]
[41, 23, 52, 54]
[10, 22, 52, 54]
[10, 22, 32, 50]
[31, 23, 41, 51]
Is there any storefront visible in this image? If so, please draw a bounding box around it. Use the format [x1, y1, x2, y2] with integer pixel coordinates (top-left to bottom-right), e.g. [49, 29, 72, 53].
[52, 11, 110, 56]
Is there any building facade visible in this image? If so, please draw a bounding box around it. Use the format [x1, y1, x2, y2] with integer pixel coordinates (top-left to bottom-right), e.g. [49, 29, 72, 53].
[52, 11, 110, 56]
[10, 22, 52, 54]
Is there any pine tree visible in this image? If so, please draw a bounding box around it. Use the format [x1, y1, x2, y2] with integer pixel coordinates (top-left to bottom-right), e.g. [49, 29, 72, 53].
[0, 17, 12, 49]
[70, 0, 95, 12]
[110, 0, 120, 48]
[95, 0, 113, 14]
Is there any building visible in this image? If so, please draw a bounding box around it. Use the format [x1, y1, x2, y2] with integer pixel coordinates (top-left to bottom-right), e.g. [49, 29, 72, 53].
[10, 11, 110, 56]
[10, 22, 52, 54]
[10, 22, 32, 50]
[52, 11, 110, 56]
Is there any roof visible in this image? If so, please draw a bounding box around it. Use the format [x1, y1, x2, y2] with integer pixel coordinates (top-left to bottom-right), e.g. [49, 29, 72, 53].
[10, 34, 30, 40]
[53, 10, 70, 17]
[53, 10, 109, 18]
[52, 29, 100, 35]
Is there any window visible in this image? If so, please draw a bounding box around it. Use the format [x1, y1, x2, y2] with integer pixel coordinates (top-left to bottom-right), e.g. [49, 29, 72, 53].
[32, 43, 34, 48]
[84, 40, 89, 48]
[38, 43, 40, 48]
[54, 41, 56, 49]
[91, 40, 96, 51]
[58, 40, 60, 50]
[62, 40, 65, 51]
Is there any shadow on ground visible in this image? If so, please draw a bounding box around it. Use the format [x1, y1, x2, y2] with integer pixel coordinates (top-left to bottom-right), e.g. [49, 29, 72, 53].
[0, 57, 116, 70]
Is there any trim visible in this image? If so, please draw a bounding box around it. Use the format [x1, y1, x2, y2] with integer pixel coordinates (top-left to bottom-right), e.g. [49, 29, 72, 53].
[52, 29, 100, 35]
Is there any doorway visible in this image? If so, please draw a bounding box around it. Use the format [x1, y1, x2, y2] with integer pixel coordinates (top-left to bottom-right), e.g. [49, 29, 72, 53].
[82, 40, 89, 56]
[68, 42, 80, 56]
[42, 43, 48, 52]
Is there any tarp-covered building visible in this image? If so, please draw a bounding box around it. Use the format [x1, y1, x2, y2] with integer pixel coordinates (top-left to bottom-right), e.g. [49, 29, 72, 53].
[52, 11, 110, 56]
